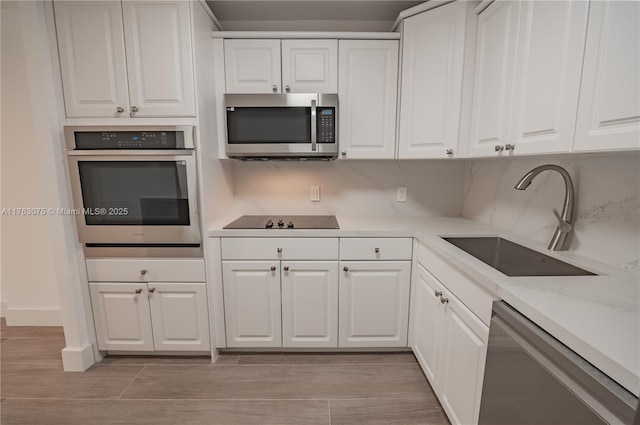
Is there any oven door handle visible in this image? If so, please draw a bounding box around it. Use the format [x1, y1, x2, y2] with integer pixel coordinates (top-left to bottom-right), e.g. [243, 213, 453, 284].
[310, 99, 317, 152]
[66, 149, 195, 157]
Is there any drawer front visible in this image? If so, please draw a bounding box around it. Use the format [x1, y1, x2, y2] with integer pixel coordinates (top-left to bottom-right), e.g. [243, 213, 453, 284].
[340, 238, 413, 260]
[86, 259, 205, 282]
[221, 238, 339, 260]
[418, 242, 497, 326]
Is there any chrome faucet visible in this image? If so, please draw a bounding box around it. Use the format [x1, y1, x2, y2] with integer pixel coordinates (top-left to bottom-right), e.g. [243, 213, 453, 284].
[514, 164, 575, 251]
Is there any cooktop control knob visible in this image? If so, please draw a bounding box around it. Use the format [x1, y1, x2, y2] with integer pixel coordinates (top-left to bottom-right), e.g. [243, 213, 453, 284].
[277, 219, 285, 228]
[265, 219, 273, 228]
[287, 221, 294, 228]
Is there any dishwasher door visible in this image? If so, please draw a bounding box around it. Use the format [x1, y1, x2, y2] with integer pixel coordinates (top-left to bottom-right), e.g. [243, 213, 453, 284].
[478, 301, 637, 425]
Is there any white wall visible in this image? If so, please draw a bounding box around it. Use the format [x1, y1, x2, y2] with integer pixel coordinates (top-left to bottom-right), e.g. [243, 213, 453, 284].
[230, 159, 466, 218]
[462, 154, 640, 272]
[1, 1, 61, 324]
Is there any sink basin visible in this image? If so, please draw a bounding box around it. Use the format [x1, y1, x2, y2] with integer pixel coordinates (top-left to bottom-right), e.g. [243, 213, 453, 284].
[442, 237, 596, 277]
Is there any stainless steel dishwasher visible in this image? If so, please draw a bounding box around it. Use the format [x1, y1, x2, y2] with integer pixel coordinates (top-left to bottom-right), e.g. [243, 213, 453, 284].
[479, 301, 638, 425]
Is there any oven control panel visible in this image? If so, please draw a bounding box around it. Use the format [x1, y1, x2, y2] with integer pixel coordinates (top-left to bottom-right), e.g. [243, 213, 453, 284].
[73, 131, 185, 150]
[317, 108, 335, 144]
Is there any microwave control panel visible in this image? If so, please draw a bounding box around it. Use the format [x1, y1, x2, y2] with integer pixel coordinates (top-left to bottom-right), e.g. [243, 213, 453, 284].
[317, 108, 336, 143]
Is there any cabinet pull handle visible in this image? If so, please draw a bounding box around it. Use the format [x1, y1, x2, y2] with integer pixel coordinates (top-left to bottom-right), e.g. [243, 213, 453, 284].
[374, 248, 380, 254]
[277, 248, 283, 253]
[116, 107, 124, 113]
[285, 85, 291, 93]
[283, 266, 289, 271]
[446, 148, 453, 155]
[440, 297, 449, 304]
[270, 266, 277, 271]
[272, 85, 278, 93]
[148, 287, 156, 293]
[135, 288, 143, 294]
[341, 150, 347, 157]
[140, 269, 147, 276]
[494, 145, 504, 152]
[505, 144, 515, 151]
[434, 291, 442, 298]
[131, 106, 139, 113]
[343, 266, 349, 272]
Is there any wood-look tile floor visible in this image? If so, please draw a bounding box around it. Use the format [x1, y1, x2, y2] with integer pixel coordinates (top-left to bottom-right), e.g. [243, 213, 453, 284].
[1, 319, 450, 425]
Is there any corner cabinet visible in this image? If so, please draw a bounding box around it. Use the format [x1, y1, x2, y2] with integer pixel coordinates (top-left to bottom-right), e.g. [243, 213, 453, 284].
[573, 0, 640, 152]
[54, 0, 195, 118]
[338, 40, 399, 159]
[397, 1, 477, 159]
[86, 259, 210, 352]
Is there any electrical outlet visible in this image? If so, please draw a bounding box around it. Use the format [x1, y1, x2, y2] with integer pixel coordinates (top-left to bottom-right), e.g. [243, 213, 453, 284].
[310, 186, 320, 202]
[397, 186, 408, 202]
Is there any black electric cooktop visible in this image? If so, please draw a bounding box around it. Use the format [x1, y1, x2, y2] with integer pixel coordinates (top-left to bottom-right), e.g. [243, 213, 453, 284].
[223, 215, 339, 230]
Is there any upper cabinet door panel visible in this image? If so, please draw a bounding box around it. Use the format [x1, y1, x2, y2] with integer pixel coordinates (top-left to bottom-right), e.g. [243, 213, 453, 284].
[281, 39, 338, 93]
[398, 2, 470, 159]
[122, 1, 196, 117]
[574, 1, 640, 152]
[468, 1, 520, 157]
[338, 40, 399, 159]
[510, 1, 588, 155]
[224, 39, 282, 93]
[54, 1, 129, 118]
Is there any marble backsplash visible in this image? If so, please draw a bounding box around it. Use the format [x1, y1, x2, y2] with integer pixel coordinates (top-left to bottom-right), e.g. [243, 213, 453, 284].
[462, 154, 640, 273]
[230, 160, 465, 218]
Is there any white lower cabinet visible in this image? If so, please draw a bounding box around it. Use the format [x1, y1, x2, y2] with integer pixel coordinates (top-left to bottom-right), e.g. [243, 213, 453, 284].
[412, 264, 489, 425]
[89, 281, 209, 352]
[339, 261, 411, 347]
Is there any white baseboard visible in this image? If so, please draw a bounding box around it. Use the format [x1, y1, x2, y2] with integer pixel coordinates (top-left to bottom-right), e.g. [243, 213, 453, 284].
[62, 343, 95, 371]
[4, 307, 62, 326]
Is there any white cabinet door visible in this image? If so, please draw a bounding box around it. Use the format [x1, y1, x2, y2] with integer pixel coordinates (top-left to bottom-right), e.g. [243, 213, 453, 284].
[281, 261, 339, 348]
[338, 40, 398, 159]
[53, 1, 130, 118]
[438, 291, 489, 425]
[509, 1, 588, 155]
[222, 261, 282, 347]
[398, 2, 472, 159]
[148, 283, 210, 352]
[468, 1, 521, 157]
[281, 39, 337, 93]
[412, 264, 445, 386]
[339, 261, 411, 347]
[122, 1, 195, 117]
[89, 282, 154, 351]
[224, 39, 282, 93]
[574, 0, 640, 152]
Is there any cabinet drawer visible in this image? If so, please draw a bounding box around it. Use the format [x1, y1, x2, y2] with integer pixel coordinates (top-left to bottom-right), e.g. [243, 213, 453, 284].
[221, 238, 339, 260]
[340, 238, 413, 260]
[417, 242, 497, 326]
[86, 259, 205, 282]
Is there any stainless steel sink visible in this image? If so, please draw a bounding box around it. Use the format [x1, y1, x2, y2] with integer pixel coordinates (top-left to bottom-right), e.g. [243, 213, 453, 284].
[442, 237, 596, 277]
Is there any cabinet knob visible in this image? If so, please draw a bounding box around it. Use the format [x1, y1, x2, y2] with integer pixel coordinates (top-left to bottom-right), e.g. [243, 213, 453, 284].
[446, 148, 453, 155]
[272, 85, 278, 93]
[135, 288, 143, 294]
[148, 287, 156, 293]
[285, 85, 291, 93]
[277, 248, 283, 253]
[505, 144, 515, 151]
[270, 266, 276, 271]
[341, 151, 347, 157]
[440, 297, 449, 304]
[131, 106, 139, 113]
[140, 269, 147, 276]
[374, 248, 380, 253]
[434, 290, 442, 298]
[343, 266, 349, 272]
[116, 107, 124, 113]
[283, 266, 289, 271]
[494, 145, 504, 152]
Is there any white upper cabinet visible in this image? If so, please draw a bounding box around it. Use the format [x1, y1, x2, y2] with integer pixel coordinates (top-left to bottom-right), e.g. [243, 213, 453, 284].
[122, 1, 195, 117]
[509, 1, 588, 155]
[54, 1, 130, 118]
[54, 0, 195, 118]
[398, 1, 475, 159]
[282, 40, 338, 93]
[468, 0, 521, 157]
[574, 0, 640, 152]
[338, 40, 399, 159]
[224, 39, 282, 93]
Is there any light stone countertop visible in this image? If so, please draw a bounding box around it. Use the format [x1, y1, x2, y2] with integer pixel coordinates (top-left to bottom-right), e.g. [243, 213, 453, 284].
[209, 215, 640, 397]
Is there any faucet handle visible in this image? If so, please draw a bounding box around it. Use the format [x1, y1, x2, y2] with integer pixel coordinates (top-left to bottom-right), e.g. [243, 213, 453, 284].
[553, 209, 573, 232]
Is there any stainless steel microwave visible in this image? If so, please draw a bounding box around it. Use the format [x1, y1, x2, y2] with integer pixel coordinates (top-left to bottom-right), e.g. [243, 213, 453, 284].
[224, 93, 338, 159]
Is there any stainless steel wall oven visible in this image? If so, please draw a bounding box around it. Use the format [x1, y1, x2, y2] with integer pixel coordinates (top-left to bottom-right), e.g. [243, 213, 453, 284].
[64, 126, 201, 257]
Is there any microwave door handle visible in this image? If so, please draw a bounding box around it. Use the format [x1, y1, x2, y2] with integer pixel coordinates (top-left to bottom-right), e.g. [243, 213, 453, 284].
[311, 99, 317, 151]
